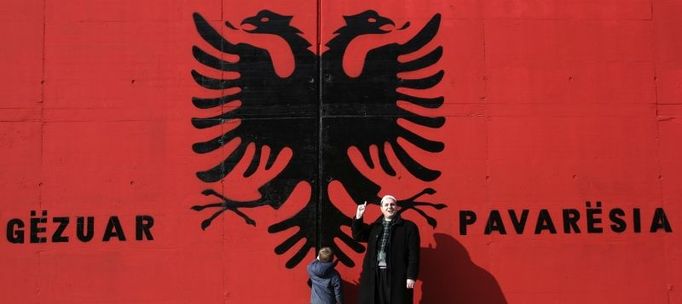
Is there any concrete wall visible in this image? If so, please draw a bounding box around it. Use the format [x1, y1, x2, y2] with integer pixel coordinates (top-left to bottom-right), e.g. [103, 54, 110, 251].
[1, 0, 680, 303]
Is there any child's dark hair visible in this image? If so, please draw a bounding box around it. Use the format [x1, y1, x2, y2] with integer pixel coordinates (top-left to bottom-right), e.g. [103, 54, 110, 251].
[318, 247, 334, 262]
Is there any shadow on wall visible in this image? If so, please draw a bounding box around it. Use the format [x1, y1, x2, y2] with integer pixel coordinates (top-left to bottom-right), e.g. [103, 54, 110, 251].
[420, 233, 507, 304]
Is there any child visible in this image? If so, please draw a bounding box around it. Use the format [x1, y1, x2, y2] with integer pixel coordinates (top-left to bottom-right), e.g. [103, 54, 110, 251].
[307, 247, 343, 304]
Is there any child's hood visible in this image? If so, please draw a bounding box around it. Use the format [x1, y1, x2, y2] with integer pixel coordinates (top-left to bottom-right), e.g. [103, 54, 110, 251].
[308, 260, 336, 277]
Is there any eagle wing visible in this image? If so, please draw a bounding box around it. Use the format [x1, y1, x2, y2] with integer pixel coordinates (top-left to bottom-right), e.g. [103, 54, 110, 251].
[191, 13, 314, 183]
[343, 14, 445, 183]
[191, 13, 322, 267]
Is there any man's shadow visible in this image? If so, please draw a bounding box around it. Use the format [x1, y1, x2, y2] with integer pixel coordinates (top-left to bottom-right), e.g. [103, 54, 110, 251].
[420, 233, 507, 303]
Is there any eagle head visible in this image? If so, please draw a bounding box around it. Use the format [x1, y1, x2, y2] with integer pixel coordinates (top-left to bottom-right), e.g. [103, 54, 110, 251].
[240, 10, 297, 34]
[341, 10, 395, 34]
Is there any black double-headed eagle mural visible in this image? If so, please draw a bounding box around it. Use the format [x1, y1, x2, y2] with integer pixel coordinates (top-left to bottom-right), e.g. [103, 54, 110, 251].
[190, 10, 446, 268]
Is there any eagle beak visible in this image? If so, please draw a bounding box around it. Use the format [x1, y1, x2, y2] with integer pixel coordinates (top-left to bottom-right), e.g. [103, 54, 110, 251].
[240, 17, 258, 32]
[379, 19, 396, 32]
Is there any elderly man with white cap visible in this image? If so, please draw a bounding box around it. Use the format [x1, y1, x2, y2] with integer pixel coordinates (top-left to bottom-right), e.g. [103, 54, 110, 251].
[352, 195, 420, 304]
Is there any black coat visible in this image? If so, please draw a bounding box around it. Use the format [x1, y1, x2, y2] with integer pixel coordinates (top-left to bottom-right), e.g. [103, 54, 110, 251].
[352, 215, 420, 304]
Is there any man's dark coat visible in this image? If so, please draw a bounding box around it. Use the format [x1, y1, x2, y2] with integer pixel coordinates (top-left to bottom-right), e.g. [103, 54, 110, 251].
[352, 215, 420, 304]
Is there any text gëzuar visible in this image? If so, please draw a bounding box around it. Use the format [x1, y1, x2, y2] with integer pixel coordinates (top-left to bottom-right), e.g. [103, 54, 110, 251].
[4, 210, 155, 244]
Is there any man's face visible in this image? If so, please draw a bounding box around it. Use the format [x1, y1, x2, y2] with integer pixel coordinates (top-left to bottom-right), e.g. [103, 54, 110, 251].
[381, 198, 399, 219]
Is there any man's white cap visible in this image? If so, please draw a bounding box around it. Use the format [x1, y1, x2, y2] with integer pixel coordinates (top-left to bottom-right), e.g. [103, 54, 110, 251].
[381, 195, 397, 204]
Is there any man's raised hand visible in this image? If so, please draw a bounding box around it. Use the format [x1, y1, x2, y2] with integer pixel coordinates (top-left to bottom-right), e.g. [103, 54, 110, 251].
[356, 201, 368, 219]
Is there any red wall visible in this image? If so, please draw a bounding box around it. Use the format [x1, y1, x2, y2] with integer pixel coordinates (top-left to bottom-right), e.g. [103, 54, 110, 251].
[1, 0, 680, 303]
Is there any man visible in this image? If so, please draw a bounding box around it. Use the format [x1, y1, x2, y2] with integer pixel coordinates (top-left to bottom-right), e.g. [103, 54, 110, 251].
[352, 195, 420, 304]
